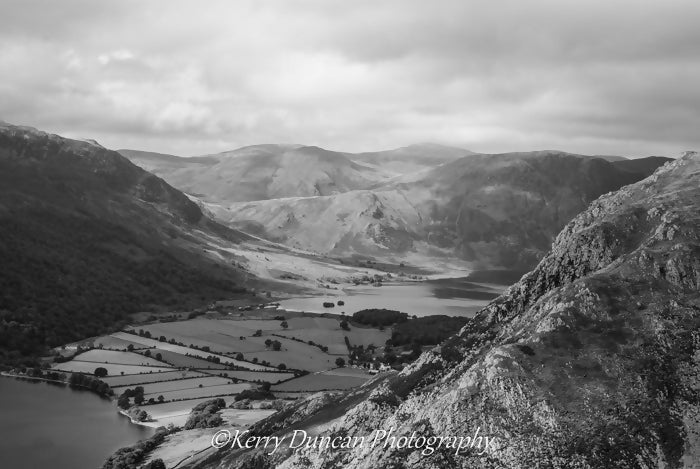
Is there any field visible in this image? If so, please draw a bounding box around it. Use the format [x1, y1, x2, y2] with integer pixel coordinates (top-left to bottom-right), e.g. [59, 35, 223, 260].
[133, 316, 390, 372]
[109, 332, 275, 371]
[133, 319, 342, 371]
[67, 314, 386, 443]
[144, 408, 277, 466]
[214, 370, 295, 383]
[52, 361, 173, 375]
[101, 370, 207, 387]
[112, 376, 234, 394]
[144, 383, 251, 402]
[271, 370, 372, 392]
[144, 348, 230, 370]
[141, 397, 238, 427]
[91, 336, 149, 350]
[68, 349, 170, 367]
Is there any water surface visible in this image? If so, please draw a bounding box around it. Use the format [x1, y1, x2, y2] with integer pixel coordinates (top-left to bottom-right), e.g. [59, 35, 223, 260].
[0, 377, 153, 469]
[279, 271, 521, 317]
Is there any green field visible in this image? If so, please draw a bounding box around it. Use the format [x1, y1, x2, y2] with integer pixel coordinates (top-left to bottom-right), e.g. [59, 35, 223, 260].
[52, 361, 173, 375]
[145, 382, 252, 401]
[101, 370, 208, 387]
[110, 332, 275, 371]
[208, 370, 295, 383]
[91, 336, 149, 350]
[144, 348, 230, 370]
[70, 349, 170, 367]
[129, 376, 235, 396]
[271, 371, 371, 392]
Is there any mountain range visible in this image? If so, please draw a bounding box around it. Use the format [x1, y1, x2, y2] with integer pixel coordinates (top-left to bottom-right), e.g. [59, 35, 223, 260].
[121, 146, 670, 270]
[191, 152, 700, 469]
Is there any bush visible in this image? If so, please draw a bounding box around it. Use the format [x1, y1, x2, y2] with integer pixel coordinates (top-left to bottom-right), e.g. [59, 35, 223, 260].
[234, 388, 274, 402]
[184, 398, 226, 430]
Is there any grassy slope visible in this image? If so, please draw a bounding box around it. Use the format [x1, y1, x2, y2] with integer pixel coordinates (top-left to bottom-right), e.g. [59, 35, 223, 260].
[0, 124, 251, 367]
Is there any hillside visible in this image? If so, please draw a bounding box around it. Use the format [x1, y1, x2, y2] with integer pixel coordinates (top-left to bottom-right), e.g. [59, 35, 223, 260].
[351, 143, 473, 175]
[204, 151, 670, 269]
[0, 123, 255, 367]
[121, 145, 392, 203]
[195, 153, 700, 468]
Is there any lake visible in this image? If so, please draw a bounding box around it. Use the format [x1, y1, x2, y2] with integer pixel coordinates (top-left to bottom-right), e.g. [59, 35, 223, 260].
[278, 270, 523, 317]
[0, 377, 153, 469]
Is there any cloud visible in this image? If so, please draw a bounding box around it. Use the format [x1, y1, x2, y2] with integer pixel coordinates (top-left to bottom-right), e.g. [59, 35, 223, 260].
[0, 0, 699, 157]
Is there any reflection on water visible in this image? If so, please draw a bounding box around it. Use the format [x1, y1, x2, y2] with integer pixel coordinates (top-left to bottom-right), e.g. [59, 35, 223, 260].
[279, 271, 520, 317]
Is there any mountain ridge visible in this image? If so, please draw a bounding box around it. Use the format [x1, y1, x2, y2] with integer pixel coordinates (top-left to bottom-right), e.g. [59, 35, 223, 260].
[190, 150, 671, 269]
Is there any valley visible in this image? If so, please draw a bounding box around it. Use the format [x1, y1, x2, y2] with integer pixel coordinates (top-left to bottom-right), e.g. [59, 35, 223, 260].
[0, 121, 694, 469]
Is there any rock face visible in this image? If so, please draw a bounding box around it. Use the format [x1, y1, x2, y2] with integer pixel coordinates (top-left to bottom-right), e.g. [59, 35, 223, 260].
[197, 153, 700, 469]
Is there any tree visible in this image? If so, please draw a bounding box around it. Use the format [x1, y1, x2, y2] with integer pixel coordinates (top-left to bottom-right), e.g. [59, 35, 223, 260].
[253, 330, 262, 337]
[278, 363, 287, 370]
[272, 340, 282, 351]
[127, 344, 134, 352]
[94, 367, 108, 378]
[280, 321, 288, 329]
[144, 349, 151, 357]
[148, 459, 166, 469]
[155, 352, 162, 361]
[260, 381, 271, 392]
[335, 357, 346, 367]
[340, 320, 350, 331]
[236, 352, 244, 361]
[265, 338, 272, 348]
[117, 394, 130, 409]
[157, 395, 165, 403]
[134, 394, 145, 405]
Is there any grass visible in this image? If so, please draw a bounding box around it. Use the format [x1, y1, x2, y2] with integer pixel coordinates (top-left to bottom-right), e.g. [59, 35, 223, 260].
[111, 332, 276, 371]
[200, 370, 296, 383]
[91, 335, 149, 350]
[134, 376, 235, 395]
[101, 370, 207, 386]
[51, 361, 173, 375]
[72, 349, 170, 367]
[271, 372, 370, 392]
[143, 383, 252, 401]
[144, 349, 230, 370]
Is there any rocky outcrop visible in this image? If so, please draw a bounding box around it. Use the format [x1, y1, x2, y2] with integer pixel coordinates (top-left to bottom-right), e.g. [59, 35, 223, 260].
[197, 153, 700, 469]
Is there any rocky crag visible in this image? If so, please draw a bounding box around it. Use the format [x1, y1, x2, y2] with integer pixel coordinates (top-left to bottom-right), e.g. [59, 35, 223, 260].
[195, 153, 700, 469]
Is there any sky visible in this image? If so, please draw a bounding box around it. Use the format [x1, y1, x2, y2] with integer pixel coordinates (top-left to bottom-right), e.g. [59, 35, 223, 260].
[1, 0, 699, 157]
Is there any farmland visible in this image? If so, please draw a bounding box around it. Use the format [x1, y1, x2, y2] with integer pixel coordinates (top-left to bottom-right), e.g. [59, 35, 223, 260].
[48, 311, 382, 432]
[66, 349, 168, 367]
[52, 361, 173, 376]
[271, 371, 371, 392]
[101, 370, 207, 387]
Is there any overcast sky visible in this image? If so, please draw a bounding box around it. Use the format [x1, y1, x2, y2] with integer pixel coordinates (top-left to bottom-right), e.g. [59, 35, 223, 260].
[1, 0, 699, 157]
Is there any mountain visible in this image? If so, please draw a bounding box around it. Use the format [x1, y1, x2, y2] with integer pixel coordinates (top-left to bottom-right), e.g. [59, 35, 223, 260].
[121, 145, 392, 203]
[391, 151, 672, 267]
[0, 123, 255, 366]
[352, 143, 473, 175]
[197, 153, 700, 469]
[117, 149, 218, 174]
[201, 151, 671, 269]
